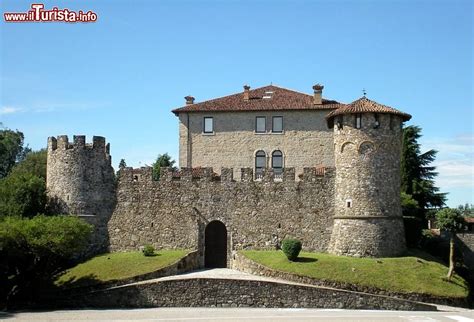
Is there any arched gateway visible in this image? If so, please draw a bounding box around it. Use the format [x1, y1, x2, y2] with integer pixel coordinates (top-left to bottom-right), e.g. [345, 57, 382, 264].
[204, 220, 227, 268]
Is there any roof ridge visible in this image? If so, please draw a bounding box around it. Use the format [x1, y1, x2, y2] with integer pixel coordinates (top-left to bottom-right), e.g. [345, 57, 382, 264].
[171, 84, 345, 114]
[173, 84, 275, 109]
[264, 84, 312, 97]
[325, 96, 411, 121]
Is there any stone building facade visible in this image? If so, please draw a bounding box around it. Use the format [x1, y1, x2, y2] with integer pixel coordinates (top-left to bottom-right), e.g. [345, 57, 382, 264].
[177, 110, 335, 180]
[174, 85, 341, 180]
[46, 83, 412, 264]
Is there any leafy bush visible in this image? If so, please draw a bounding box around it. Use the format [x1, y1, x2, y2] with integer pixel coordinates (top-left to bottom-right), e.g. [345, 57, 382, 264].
[0, 215, 93, 307]
[142, 244, 155, 256]
[281, 238, 302, 261]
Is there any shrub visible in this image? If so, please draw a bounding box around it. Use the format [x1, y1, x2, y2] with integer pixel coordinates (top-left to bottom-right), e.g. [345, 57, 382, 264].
[142, 244, 155, 257]
[281, 238, 302, 261]
[0, 215, 93, 307]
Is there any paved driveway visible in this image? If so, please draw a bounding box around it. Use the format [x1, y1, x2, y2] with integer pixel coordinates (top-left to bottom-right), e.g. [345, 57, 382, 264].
[2, 308, 473, 322]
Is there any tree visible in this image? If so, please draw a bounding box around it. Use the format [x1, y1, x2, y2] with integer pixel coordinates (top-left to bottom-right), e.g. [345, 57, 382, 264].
[0, 172, 46, 218]
[8, 149, 47, 180]
[152, 153, 177, 180]
[0, 126, 30, 179]
[401, 192, 419, 217]
[457, 203, 474, 217]
[435, 208, 465, 281]
[118, 158, 127, 170]
[0, 150, 48, 218]
[117, 159, 127, 176]
[401, 126, 446, 217]
[0, 215, 93, 307]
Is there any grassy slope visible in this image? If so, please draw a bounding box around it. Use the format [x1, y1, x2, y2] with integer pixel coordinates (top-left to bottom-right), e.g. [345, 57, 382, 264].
[242, 250, 468, 298]
[56, 250, 188, 288]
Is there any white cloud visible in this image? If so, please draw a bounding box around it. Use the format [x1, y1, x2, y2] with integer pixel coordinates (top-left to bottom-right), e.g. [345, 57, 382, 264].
[0, 106, 23, 115]
[421, 134, 474, 190]
[434, 160, 473, 188]
[1, 101, 109, 115]
[31, 102, 107, 113]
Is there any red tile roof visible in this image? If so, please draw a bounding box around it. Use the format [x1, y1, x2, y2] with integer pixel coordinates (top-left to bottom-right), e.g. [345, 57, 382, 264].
[326, 96, 411, 122]
[465, 217, 474, 224]
[172, 85, 344, 115]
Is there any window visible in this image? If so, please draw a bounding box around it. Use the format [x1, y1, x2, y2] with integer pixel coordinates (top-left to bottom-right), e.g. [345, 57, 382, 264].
[374, 114, 380, 129]
[336, 116, 343, 129]
[272, 116, 283, 133]
[255, 150, 266, 178]
[203, 117, 213, 133]
[355, 114, 362, 129]
[272, 150, 283, 174]
[346, 199, 353, 208]
[255, 116, 266, 133]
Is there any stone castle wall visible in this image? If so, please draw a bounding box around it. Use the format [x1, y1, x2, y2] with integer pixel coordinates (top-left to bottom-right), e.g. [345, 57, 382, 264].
[69, 276, 436, 310]
[47, 135, 116, 253]
[328, 114, 406, 257]
[179, 110, 335, 180]
[107, 166, 335, 263]
[47, 111, 408, 260]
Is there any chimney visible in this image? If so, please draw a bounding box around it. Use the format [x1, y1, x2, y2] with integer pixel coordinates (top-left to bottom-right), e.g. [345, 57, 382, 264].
[312, 84, 324, 105]
[185, 95, 195, 105]
[243, 85, 250, 101]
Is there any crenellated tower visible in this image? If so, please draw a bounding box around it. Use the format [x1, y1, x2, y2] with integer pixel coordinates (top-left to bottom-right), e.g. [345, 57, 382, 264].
[327, 97, 411, 257]
[47, 135, 116, 252]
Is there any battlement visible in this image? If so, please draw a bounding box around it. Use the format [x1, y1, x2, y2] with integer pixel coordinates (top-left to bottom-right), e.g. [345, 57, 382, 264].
[48, 135, 111, 155]
[118, 166, 334, 184]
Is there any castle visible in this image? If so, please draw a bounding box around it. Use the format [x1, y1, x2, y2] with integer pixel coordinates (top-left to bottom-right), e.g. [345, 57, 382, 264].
[46, 84, 412, 267]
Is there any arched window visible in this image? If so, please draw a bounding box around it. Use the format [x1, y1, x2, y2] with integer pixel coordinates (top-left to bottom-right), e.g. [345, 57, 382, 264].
[255, 150, 266, 179]
[272, 150, 283, 174]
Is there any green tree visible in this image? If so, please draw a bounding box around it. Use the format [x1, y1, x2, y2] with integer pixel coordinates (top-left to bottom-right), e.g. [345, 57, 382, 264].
[457, 203, 474, 217]
[0, 126, 30, 179]
[0, 150, 48, 218]
[117, 158, 127, 177]
[0, 172, 46, 218]
[118, 158, 127, 170]
[401, 192, 419, 217]
[401, 126, 446, 217]
[0, 215, 93, 307]
[435, 208, 466, 281]
[152, 153, 177, 180]
[8, 149, 47, 180]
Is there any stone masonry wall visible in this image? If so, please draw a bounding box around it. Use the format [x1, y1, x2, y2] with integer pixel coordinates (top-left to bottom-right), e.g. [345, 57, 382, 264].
[232, 252, 466, 307]
[107, 166, 335, 264]
[179, 110, 335, 180]
[456, 232, 474, 279]
[69, 277, 436, 310]
[47, 135, 116, 253]
[328, 114, 406, 257]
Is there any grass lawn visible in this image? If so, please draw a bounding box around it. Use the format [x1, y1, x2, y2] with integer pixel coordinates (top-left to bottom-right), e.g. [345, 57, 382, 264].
[241, 250, 469, 299]
[56, 249, 188, 288]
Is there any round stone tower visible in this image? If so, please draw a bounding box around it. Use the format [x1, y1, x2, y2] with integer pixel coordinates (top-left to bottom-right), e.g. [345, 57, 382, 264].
[327, 97, 411, 257]
[47, 135, 116, 252]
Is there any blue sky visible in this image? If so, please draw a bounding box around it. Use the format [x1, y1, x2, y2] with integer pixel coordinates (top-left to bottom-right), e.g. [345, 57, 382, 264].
[1, 0, 472, 207]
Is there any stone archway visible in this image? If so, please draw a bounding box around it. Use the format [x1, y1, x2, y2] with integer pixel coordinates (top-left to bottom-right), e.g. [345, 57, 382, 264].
[204, 220, 227, 268]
